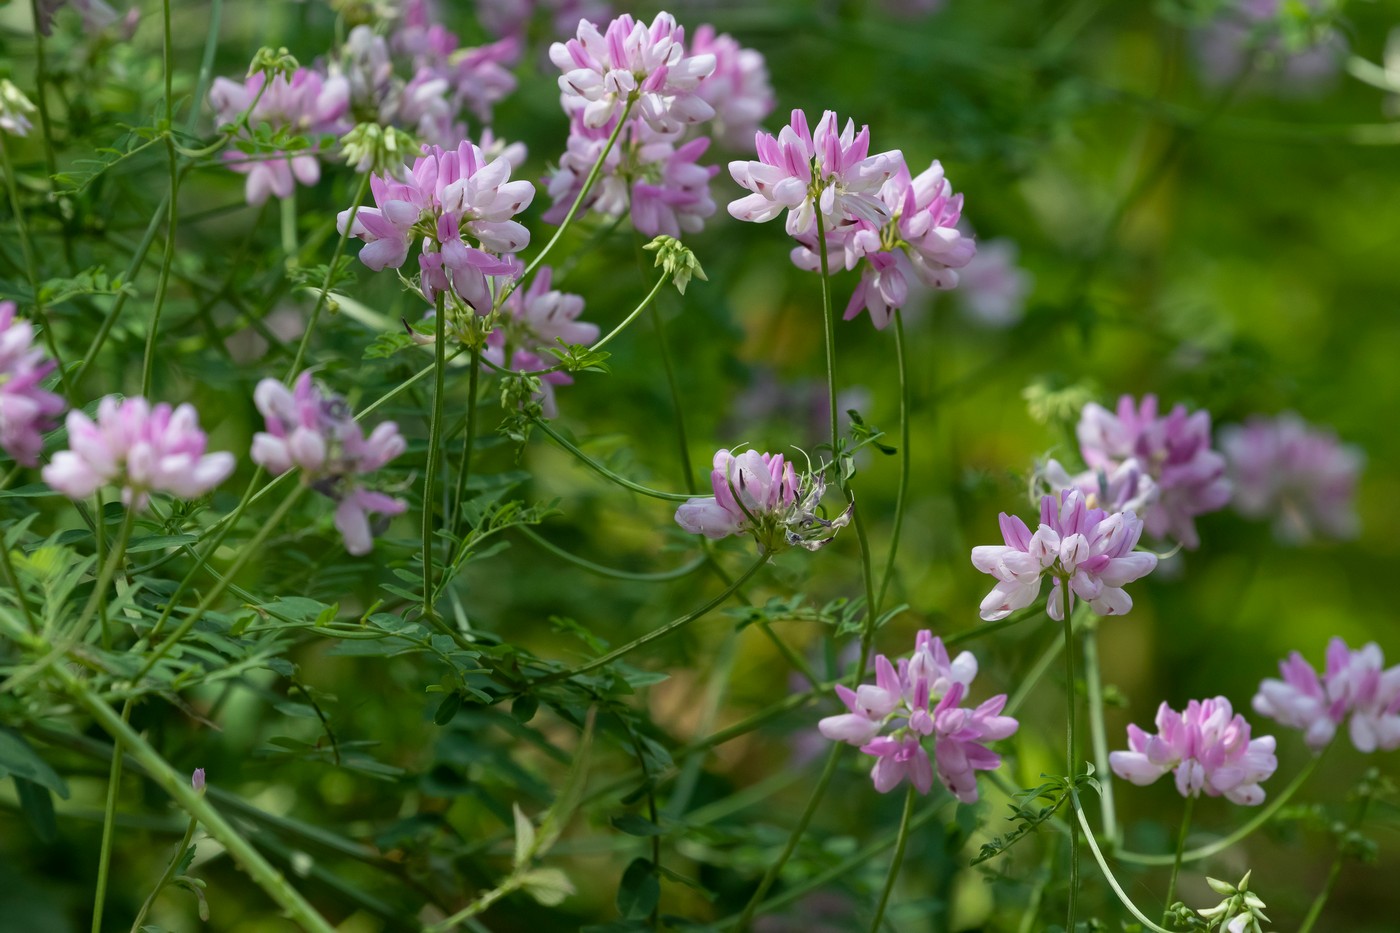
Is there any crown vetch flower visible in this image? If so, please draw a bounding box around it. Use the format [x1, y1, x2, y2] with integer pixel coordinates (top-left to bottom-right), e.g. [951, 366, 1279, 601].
[674, 448, 851, 553]
[482, 266, 598, 418]
[1042, 456, 1158, 516]
[550, 12, 716, 133]
[209, 69, 351, 205]
[971, 489, 1158, 621]
[43, 397, 234, 510]
[688, 26, 774, 150]
[1219, 413, 1362, 543]
[251, 374, 406, 555]
[1109, 697, 1277, 805]
[0, 301, 66, 467]
[1253, 638, 1400, 753]
[956, 237, 1032, 327]
[818, 631, 1016, 802]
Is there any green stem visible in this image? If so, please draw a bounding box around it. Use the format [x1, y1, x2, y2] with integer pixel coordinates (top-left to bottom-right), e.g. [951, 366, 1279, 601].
[60, 671, 336, 933]
[517, 526, 706, 583]
[449, 349, 481, 540]
[498, 97, 636, 309]
[1298, 849, 1345, 933]
[593, 272, 670, 353]
[1061, 581, 1080, 932]
[537, 554, 769, 683]
[0, 529, 37, 633]
[187, 0, 224, 135]
[869, 784, 917, 932]
[875, 307, 910, 612]
[136, 485, 305, 681]
[814, 210, 840, 462]
[1083, 621, 1118, 848]
[140, 143, 181, 396]
[649, 300, 695, 492]
[421, 290, 448, 619]
[1069, 788, 1174, 933]
[90, 700, 134, 933]
[285, 170, 371, 382]
[128, 811, 202, 933]
[71, 507, 136, 644]
[1163, 793, 1195, 922]
[531, 418, 693, 501]
[1116, 748, 1325, 865]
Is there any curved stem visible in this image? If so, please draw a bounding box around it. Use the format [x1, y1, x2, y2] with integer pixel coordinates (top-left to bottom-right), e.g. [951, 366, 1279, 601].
[421, 290, 448, 619]
[870, 784, 917, 932]
[1083, 621, 1118, 848]
[594, 272, 670, 354]
[90, 700, 134, 933]
[518, 526, 706, 583]
[128, 812, 199, 933]
[537, 554, 769, 683]
[531, 418, 694, 501]
[875, 308, 910, 612]
[71, 507, 136, 643]
[1163, 793, 1195, 922]
[1069, 787, 1174, 933]
[449, 348, 482, 539]
[648, 296, 696, 493]
[1060, 581, 1080, 933]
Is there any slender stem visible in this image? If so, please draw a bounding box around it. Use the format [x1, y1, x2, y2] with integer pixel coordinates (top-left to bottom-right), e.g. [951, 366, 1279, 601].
[450, 349, 481, 539]
[73, 198, 167, 390]
[1163, 793, 1195, 922]
[531, 418, 693, 501]
[648, 299, 695, 492]
[499, 97, 636, 309]
[90, 700, 134, 933]
[61, 671, 337, 933]
[538, 555, 769, 683]
[1298, 848, 1345, 933]
[0, 530, 37, 633]
[518, 526, 706, 583]
[285, 170, 371, 382]
[814, 211, 840, 461]
[1061, 581, 1080, 932]
[27, 0, 61, 183]
[1082, 621, 1118, 848]
[71, 507, 136, 643]
[187, 0, 224, 135]
[1069, 788, 1174, 933]
[421, 291, 448, 619]
[592, 272, 669, 353]
[869, 784, 917, 932]
[875, 308, 910, 612]
[136, 485, 305, 681]
[141, 143, 181, 396]
[128, 813, 199, 933]
[280, 189, 299, 264]
[1116, 749, 1325, 865]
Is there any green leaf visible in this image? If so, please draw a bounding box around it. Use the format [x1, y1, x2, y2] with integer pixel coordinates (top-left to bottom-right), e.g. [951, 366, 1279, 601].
[513, 802, 536, 867]
[15, 778, 58, 843]
[616, 857, 659, 919]
[511, 695, 539, 724]
[0, 730, 69, 798]
[433, 691, 463, 726]
[519, 867, 574, 907]
[611, 813, 666, 837]
[125, 534, 199, 553]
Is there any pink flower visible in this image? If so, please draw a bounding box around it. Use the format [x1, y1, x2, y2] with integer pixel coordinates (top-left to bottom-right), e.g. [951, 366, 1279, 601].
[209, 69, 350, 206]
[482, 267, 598, 418]
[479, 0, 611, 42]
[1109, 697, 1278, 805]
[0, 301, 66, 467]
[251, 374, 406, 555]
[674, 448, 850, 553]
[549, 12, 716, 133]
[1078, 394, 1232, 549]
[1042, 457, 1158, 517]
[688, 26, 774, 150]
[1253, 638, 1400, 754]
[729, 109, 903, 238]
[971, 489, 1158, 621]
[1220, 413, 1362, 543]
[818, 631, 1015, 802]
[956, 238, 1032, 327]
[43, 397, 234, 510]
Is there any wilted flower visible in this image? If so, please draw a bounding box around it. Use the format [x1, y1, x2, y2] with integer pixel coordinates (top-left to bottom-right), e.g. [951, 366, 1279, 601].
[251, 374, 406, 555]
[971, 489, 1158, 621]
[1219, 413, 1362, 543]
[550, 12, 716, 133]
[0, 81, 38, 137]
[1109, 697, 1277, 805]
[674, 448, 851, 553]
[818, 631, 1016, 802]
[1253, 638, 1400, 754]
[209, 69, 351, 205]
[1078, 394, 1231, 549]
[43, 398, 235, 510]
[0, 301, 66, 467]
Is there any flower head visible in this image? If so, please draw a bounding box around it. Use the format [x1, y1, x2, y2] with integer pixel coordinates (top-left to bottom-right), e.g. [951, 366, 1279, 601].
[43, 397, 235, 510]
[687, 26, 774, 150]
[1077, 394, 1231, 549]
[1109, 697, 1278, 805]
[971, 489, 1158, 621]
[1220, 413, 1362, 543]
[0, 301, 66, 467]
[251, 374, 406, 555]
[1253, 638, 1400, 754]
[956, 238, 1032, 327]
[818, 631, 1016, 802]
[674, 448, 850, 553]
[483, 266, 598, 418]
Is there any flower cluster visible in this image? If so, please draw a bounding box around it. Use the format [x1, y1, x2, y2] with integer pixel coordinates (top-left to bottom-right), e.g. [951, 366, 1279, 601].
[674, 448, 851, 553]
[339, 139, 534, 311]
[1219, 412, 1362, 543]
[1072, 394, 1232, 548]
[1195, 0, 1345, 93]
[36, 0, 137, 39]
[1252, 638, 1400, 754]
[1109, 697, 1278, 805]
[730, 110, 975, 329]
[209, 69, 351, 206]
[479, 0, 612, 43]
[953, 237, 1032, 327]
[687, 25, 774, 150]
[43, 397, 235, 510]
[0, 301, 66, 467]
[818, 631, 1017, 802]
[251, 374, 406, 556]
[483, 266, 598, 417]
[550, 12, 716, 133]
[971, 488, 1158, 621]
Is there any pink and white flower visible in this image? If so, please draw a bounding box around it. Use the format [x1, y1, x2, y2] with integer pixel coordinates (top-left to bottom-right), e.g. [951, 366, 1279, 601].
[0, 301, 66, 467]
[1253, 638, 1400, 754]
